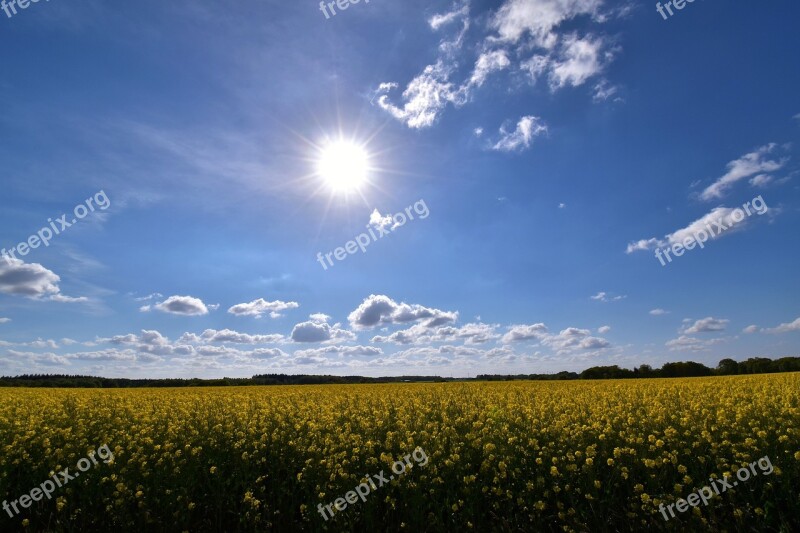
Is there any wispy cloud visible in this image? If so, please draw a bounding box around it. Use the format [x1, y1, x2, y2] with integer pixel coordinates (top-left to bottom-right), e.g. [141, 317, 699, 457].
[700, 144, 788, 201]
[491, 116, 548, 152]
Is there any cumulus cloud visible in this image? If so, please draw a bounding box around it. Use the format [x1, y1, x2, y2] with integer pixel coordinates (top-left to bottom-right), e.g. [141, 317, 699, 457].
[290, 320, 356, 343]
[547, 33, 614, 90]
[145, 295, 211, 316]
[649, 308, 669, 316]
[227, 298, 299, 318]
[597, 325, 611, 334]
[665, 335, 725, 352]
[369, 209, 395, 231]
[348, 295, 458, 330]
[27, 338, 59, 349]
[194, 329, 284, 345]
[502, 323, 548, 343]
[491, 116, 548, 152]
[293, 345, 383, 357]
[543, 327, 609, 354]
[700, 144, 788, 201]
[763, 317, 800, 334]
[742, 325, 760, 334]
[0, 258, 85, 302]
[682, 317, 729, 334]
[95, 329, 291, 361]
[372, 322, 499, 345]
[490, 0, 603, 46]
[502, 323, 609, 354]
[6, 349, 70, 366]
[0, 318, 9, 324]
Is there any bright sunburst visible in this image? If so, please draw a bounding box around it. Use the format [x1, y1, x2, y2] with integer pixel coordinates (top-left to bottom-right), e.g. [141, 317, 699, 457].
[316, 140, 370, 193]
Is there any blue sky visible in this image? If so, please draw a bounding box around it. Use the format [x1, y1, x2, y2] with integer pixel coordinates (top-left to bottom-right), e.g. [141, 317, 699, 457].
[1, 0, 798, 378]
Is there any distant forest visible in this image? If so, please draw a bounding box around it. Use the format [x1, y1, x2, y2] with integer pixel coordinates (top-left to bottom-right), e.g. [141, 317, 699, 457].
[0, 356, 798, 388]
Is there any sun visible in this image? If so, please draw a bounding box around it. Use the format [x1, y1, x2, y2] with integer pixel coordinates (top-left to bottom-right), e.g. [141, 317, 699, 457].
[316, 140, 370, 193]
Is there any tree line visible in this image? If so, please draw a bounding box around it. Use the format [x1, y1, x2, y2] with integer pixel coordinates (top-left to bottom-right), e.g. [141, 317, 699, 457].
[0, 356, 798, 388]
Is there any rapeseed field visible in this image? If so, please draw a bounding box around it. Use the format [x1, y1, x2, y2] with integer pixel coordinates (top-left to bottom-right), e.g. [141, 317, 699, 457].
[1, 374, 798, 531]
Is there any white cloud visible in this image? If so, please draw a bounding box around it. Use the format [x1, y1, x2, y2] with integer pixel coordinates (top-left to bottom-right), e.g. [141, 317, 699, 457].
[590, 292, 626, 302]
[491, 116, 548, 152]
[50, 294, 89, 303]
[548, 34, 613, 90]
[372, 322, 499, 345]
[293, 345, 383, 357]
[27, 338, 59, 349]
[749, 174, 773, 188]
[0, 258, 85, 302]
[592, 79, 620, 102]
[521, 54, 550, 82]
[763, 317, 800, 334]
[625, 238, 661, 253]
[490, 0, 603, 47]
[501, 323, 609, 354]
[742, 325, 759, 334]
[134, 292, 163, 302]
[700, 144, 788, 201]
[6, 349, 70, 366]
[196, 329, 284, 345]
[502, 323, 548, 343]
[290, 320, 355, 343]
[429, 1, 470, 30]
[665, 335, 725, 352]
[649, 308, 669, 316]
[469, 50, 511, 87]
[597, 325, 611, 334]
[93, 329, 293, 362]
[626, 205, 768, 254]
[227, 298, 299, 318]
[348, 295, 458, 330]
[146, 295, 211, 316]
[542, 327, 609, 354]
[0, 318, 9, 324]
[368, 209, 395, 231]
[682, 317, 729, 334]
[377, 0, 616, 129]
[375, 61, 467, 129]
